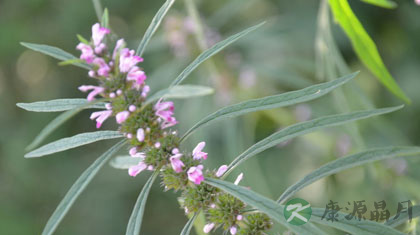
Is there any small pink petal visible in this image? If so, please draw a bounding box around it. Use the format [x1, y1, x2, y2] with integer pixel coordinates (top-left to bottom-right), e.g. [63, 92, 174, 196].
[137, 128, 145, 142]
[234, 173, 243, 185]
[216, 165, 228, 177]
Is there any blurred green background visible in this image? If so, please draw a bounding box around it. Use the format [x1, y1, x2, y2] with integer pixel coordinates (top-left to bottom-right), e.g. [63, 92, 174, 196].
[1, 0, 420, 234]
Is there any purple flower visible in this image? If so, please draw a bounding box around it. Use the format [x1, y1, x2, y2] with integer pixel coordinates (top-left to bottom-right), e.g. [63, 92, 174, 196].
[187, 165, 204, 185]
[141, 85, 150, 97]
[119, 48, 143, 73]
[76, 43, 94, 64]
[92, 23, 110, 47]
[236, 215, 243, 221]
[203, 223, 215, 233]
[192, 142, 207, 160]
[113, 39, 125, 59]
[90, 110, 112, 128]
[129, 147, 137, 156]
[116, 111, 130, 124]
[127, 66, 147, 85]
[230, 226, 237, 235]
[128, 162, 147, 177]
[94, 43, 106, 54]
[154, 99, 178, 129]
[215, 165, 228, 177]
[170, 153, 185, 173]
[92, 57, 110, 77]
[78, 85, 105, 101]
[137, 128, 145, 142]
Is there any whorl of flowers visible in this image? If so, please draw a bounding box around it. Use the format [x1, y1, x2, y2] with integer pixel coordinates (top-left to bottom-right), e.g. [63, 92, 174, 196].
[76, 22, 272, 235]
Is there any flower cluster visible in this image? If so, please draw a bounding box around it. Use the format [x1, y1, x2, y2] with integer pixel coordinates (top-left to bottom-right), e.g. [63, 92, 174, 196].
[76, 22, 272, 235]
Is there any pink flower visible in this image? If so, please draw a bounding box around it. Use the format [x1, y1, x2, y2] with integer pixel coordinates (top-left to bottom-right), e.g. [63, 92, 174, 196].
[94, 43, 106, 54]
[92, 57, 110, 77]
[234, 173, 243, 185]
[187, 165, 204, 185]
[141, 85, 150, 97]
[154, 99, 177, 129]
[128, 162, 147, 177]
[137, 128, 145, 142]
[170, 153, 185, 173]
[129, 147, 137, 156]
[116, 111, 130, 124]
[119, 48, 143, 73]
[230, 226, 237, 235]
[113, 39, 125, 59]
[203, 223, 215, 233]
[76, 43, 94, 64]
[216, 165, 228, 177]
[90, 110, 112, 128]
[78, 85, 105, 101]
[127, 66, 147, 85]
[416, 0, 420, 5]
[236, 215, 243, 221]
[192, 142, 207, 160]
[92, 23, 110, 46]
[132, 152, 146, 158]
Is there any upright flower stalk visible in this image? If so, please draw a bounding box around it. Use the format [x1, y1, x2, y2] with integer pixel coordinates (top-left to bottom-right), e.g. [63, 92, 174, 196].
[76, 22, 272, 234]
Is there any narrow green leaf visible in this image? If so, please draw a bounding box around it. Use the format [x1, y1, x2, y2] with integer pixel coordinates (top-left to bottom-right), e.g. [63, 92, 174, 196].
[25, 131, 123, 158]
[328, 0, 409, 103]
[20, 42, 90, 70]
[77, 34, 90, 44]
[58, 59, 85, 66]
[360, 0, 397, 9]
[136, 0, 175, 57]
[205, 179, 326, 235]
[386, 205, 420, 228]
[311, 208, 404, 235]
[206, 179, 403, 235]
[182, 72, 358, 140]
[17, 99, 105, 112]
[145, 85, 214, 105]
[126, 171, 159, 235]
[101, 8, 109, 28]
[170, 22, 265, 87]
[224, 105, 403, 176]
[277, 146, 420, 204]
[109, 156, 142, 169]
[180, 214, 198, 235]
[25, 100, 106, 151]
[42, 140, 126, 235]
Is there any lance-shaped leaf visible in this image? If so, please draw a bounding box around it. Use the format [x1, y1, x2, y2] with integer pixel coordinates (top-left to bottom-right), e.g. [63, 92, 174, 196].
[126, 171, 159, 235]
[386, 205, 420, 228]
[170, 22, 264, 87]
[206, 179, 403, 235]
[205, 179, 326, 235]
[25, 131, 123, 158]
[145, 85, 214, 105]
[110, 156, 142, 169]
[182, 72, 358, 140]
[17, 98, 105, 112]
[224, 105, 403, 176]
[136, 0, 175, 57]
[311, 208, 404, 235]
[360, 0, 397, 9]
[277, 146, 420, 204]
[42, 140, 126, 235]
[328, 0, 409, 103]
[180, 214, 198, 235]
[20, 42, 90, 70]
[24, 99, 106, 151]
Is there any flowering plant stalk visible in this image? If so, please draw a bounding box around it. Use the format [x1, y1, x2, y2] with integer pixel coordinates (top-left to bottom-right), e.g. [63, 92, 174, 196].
[18, 1, 420, 235]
